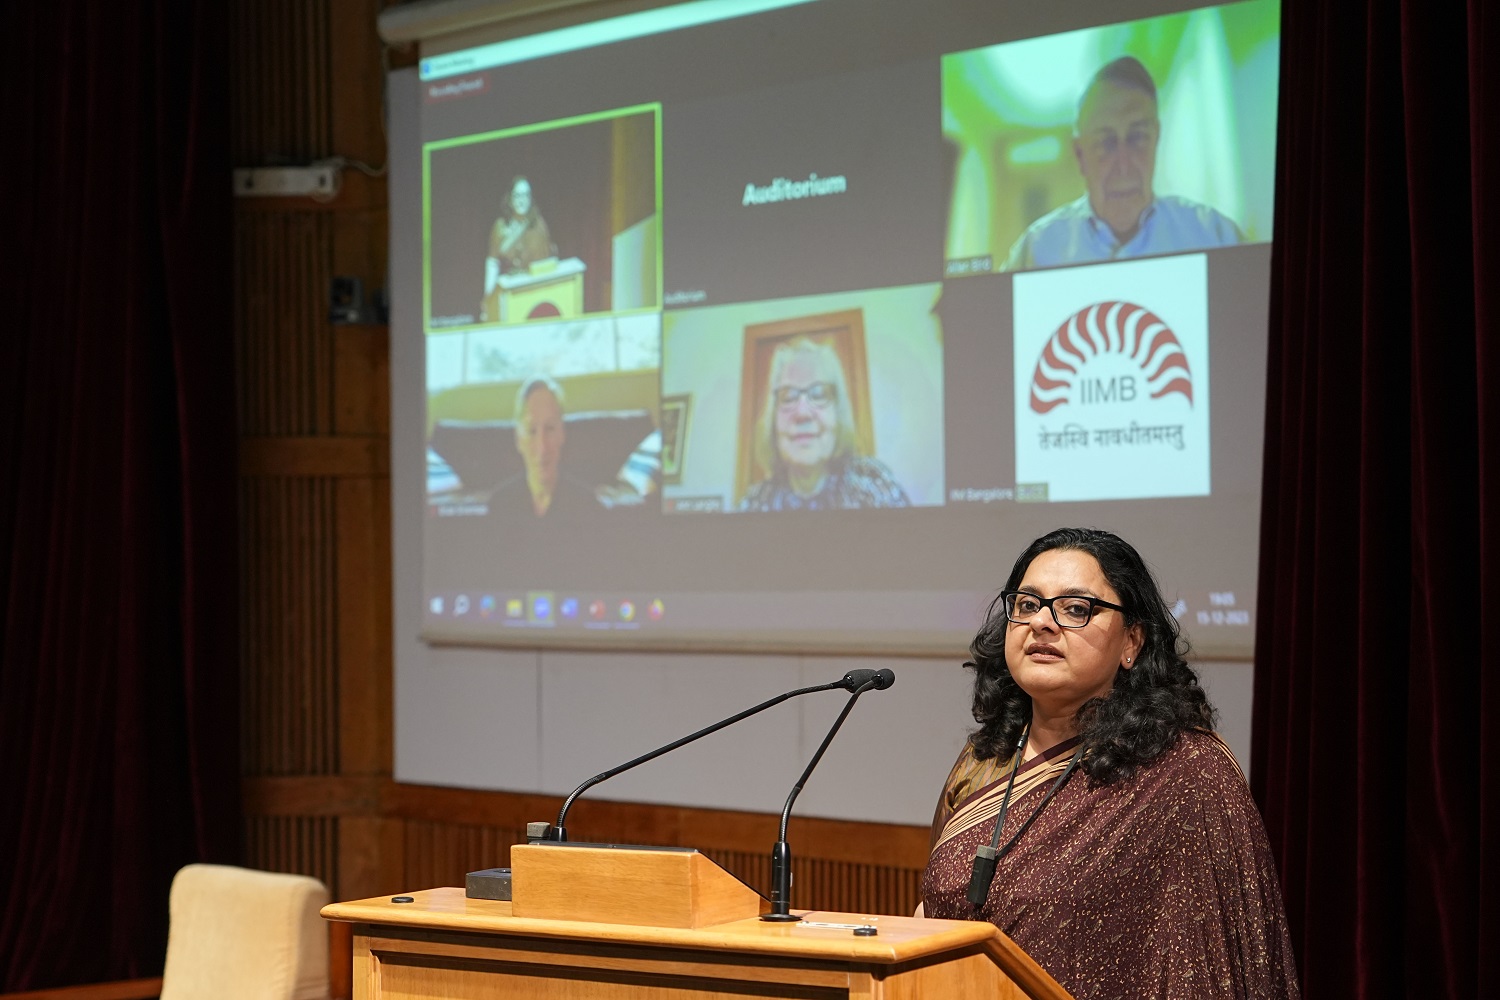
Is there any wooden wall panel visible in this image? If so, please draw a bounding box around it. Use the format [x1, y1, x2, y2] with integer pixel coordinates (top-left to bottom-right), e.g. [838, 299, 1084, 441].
[697, 850, 921, 918]
[333, 326, 390, 435]
[233, 0, 390, 911]
[244, 815, 340, 891]
[339, 816, 406, 904]
[795, 857, 921, 919]
[704, 849, 772, 906]
[392, 816, 923, 918]
[335, 475, 392, 778]
[234, 212, 336, 437]
[239, 476, 340, 777]
[402, 820, 529, 893]
[229, 0, 333, 163]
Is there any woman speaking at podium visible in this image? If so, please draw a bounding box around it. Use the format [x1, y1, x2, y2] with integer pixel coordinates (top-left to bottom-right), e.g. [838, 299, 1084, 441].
[481, 175, 557, 317]
[921, 528, 1299, 998]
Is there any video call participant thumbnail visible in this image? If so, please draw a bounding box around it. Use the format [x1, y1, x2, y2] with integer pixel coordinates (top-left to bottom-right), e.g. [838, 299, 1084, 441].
[488, 375, 599, 519]
[740, 338, 909, 512]
[1003, 56, 1242, 271]
[482, 176, 557, 311]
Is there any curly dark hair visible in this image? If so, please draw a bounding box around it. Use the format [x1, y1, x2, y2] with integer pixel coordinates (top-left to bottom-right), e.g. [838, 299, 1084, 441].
[966, 527, 1215, 784]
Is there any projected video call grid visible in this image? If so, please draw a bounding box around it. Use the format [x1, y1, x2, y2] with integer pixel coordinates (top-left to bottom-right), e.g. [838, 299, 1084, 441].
[414, 0, 1280, 650]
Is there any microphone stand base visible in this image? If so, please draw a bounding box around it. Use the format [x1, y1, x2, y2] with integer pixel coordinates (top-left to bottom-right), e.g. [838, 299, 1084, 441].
[759, 912, 802, 923]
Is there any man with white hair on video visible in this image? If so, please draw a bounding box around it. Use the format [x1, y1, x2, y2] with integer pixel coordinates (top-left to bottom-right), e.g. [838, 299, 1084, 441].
[1002, 55, 1242, 271]
[488, 375, 598, 519]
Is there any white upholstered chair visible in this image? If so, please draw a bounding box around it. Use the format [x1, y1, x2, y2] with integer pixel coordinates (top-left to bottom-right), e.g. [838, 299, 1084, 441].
[159, 863, 331, 1000]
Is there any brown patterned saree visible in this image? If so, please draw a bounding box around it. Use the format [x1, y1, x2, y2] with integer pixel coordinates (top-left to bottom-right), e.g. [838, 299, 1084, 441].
[921, 730, 1300, 999]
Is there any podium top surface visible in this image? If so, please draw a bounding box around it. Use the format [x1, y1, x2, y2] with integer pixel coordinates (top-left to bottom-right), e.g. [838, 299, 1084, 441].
[497, 256, 585, 289]
[324, 887, 999, 965]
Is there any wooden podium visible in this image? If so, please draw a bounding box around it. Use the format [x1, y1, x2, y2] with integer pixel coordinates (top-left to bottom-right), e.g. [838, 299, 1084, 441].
[322, 844, 1073, 999]
[483, 257, 586, 323]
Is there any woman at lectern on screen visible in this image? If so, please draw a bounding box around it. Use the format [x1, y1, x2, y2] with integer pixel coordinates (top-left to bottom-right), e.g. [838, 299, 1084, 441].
[482, 175, 556, 296]
[739, 337, 909, 512]
[920, 528, 1300, 999]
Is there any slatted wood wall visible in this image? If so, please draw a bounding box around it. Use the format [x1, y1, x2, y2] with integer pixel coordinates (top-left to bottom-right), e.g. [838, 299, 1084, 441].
[230, 0, 928, 928]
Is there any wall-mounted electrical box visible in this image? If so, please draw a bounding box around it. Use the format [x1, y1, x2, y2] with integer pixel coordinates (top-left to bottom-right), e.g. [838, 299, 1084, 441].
[232, 166, 340, 198]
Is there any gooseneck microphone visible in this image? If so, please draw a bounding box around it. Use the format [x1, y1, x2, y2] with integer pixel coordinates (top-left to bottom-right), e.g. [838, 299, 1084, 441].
[547, 669, 883, 843]
[762, 667, 896, 921]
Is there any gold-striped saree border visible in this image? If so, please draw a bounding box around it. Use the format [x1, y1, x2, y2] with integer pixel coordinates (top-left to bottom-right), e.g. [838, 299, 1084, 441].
[933, 749, 1080, 853]
[931, 730, 1241, 853]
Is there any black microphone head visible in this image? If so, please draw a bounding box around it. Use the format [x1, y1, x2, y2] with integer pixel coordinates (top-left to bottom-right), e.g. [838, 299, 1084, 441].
[840, 668, 878, 691]
[873, 668, 896, 690]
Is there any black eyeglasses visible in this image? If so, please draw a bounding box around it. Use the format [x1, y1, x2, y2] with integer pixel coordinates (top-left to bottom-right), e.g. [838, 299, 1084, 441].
[773, 382, 836, 408]
[1001, 590, 1127, 629]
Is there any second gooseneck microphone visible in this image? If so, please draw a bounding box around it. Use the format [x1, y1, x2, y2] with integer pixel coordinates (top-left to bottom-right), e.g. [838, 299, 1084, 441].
[762, 667, 896, 921]
[548, 668, 885, 843]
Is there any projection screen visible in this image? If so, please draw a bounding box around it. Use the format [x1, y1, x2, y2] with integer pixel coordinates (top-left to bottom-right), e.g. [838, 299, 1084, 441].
[389, 0, 1280, 658]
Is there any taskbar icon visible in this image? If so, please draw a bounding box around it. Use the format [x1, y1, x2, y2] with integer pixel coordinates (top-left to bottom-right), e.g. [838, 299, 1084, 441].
[426, 592, 669, 627]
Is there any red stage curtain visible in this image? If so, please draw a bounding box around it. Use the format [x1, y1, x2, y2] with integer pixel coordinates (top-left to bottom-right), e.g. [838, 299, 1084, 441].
[1253, 0, 1500, 996]
[0, 0, 239, 990]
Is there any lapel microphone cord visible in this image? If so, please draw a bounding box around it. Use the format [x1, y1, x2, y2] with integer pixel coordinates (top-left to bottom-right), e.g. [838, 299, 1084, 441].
[965, 726, 1087, 910]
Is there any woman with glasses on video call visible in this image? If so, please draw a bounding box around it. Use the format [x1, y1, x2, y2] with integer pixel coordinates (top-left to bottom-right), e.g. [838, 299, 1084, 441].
[921, 527, 1300, 999]
[739, 337, 909, 512]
